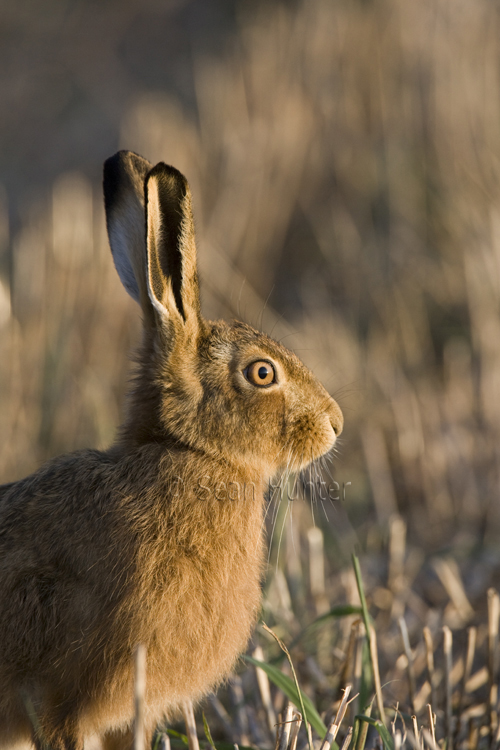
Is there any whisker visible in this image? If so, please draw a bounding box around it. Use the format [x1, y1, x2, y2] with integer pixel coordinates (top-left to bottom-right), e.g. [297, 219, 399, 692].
[258, 284, 275, 332]
[288, 497, 298, 557]
[275, 498, 290, 573]
[237, 278, 246, 319]
[269, 310, 288, 339]
[266, 451, 294, 564]
[267, 493, 282, 566]
[320, 497, 329, 523]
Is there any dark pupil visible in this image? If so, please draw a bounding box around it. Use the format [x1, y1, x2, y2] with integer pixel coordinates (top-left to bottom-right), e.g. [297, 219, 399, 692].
[258, 365, 269, 380]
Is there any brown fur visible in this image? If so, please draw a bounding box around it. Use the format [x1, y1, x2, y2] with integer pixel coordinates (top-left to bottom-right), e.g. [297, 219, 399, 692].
[0, 152, 343, 749]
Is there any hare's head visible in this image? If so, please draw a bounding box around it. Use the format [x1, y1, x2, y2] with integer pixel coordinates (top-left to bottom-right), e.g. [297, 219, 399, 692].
[104, 152, 343, 478]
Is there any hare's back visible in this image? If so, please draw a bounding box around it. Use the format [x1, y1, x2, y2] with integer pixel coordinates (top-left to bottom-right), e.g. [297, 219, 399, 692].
[0, 451, 140, 671]
[0, 449, 122, 549]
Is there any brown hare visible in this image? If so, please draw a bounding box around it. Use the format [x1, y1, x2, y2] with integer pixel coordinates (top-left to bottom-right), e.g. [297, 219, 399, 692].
[0, 151, 343, 750]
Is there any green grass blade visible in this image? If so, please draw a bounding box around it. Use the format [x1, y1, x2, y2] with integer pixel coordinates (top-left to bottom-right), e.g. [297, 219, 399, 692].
[352, 553, 386, 725]
[359, 636, 373, 711]
[285, 605, 363, 654]
[354, 716, 370, 750]
[166, 728, 189, 745]
[243, 655, 329, 740]
[203, 713, 217, 750]
[262, 622, 314, 750]
[351, 717, 360, 750]
[355, 716, 394, 750]
[351, 554, 371, 641]
[354, 699, 373, 750]
[164, 739, 253, 750]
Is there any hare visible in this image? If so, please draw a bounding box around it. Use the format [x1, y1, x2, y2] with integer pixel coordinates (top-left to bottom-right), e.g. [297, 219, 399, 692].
[0, 151, 343, 750]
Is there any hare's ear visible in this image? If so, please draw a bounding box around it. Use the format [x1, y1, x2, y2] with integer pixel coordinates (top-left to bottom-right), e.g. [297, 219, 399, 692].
[145, 163, 201, 332]
[103, 151, 152, 310]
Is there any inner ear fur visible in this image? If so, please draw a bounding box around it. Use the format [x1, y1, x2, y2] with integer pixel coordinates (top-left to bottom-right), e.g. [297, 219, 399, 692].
[145, 163, 201, 331]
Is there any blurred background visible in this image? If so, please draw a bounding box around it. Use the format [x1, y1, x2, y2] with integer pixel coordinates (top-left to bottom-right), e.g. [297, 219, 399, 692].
[2, 0, 500, 737]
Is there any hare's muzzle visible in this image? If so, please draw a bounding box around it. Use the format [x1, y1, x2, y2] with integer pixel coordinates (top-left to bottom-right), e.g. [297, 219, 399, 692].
[329, 403, 343, 438]
[310, 399, 343, 465]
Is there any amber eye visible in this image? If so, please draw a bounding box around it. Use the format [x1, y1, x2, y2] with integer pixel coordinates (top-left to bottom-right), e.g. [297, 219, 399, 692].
[245, 360, 276, 387]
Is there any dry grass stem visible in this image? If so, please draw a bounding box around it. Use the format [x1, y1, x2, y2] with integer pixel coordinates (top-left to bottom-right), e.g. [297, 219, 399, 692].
[319, 685, 352, 750]
[369, 625, 387, 726]
[262, 623, 313, 750]
[208, 694, 235, 742]
[423, 629, 437, 710]
[274, 712, 281, 750]
[158, 734, 171, 750]
[388, 516, 406, 596]
[361, 428, 398, 527]
[399, 618, 416, 713]
[426, 705, 435, 742]
[288, 711, 302, 750]
[182, 701, 200, 750]
[340, 622, 358, 713]
[432, 559, 474, 625]
[425, 705, 436, 750]
[456, 626, 477, 742]
[307, 527, 329, 616]
[487, 588, 500, 743]
[340, 727, 353, 750]
[229, 676, 250, 747]
[443, 626, 453, 749]
[277, 703, 294, 750]
[352, 622, 364, 721]
[253, 645, 277, 734]
[134, 644, 146, 750]
[468, 720, 479, 750]
[411, 716, 422, 750]
[421, 728, 436, 750]
[464, 627, 478, 699]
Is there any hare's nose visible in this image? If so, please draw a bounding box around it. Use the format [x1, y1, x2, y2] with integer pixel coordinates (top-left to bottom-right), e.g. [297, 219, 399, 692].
[329, 402, 343, 437]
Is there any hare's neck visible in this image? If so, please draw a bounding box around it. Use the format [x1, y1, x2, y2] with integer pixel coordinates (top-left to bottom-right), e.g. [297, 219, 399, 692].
[135, 457, 267, 594]
[116, 333, 175, 450]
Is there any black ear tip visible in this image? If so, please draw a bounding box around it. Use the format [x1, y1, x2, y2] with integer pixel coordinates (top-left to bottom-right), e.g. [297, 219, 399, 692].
[104, 150, 129, 168]
[103, 151, 153, 211]
[103, 150, 151, 180]
[146, 162, 190, 199]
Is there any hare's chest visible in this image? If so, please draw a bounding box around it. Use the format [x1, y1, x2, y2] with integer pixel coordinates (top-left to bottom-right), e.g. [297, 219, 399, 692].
[143, 529, 264, 696]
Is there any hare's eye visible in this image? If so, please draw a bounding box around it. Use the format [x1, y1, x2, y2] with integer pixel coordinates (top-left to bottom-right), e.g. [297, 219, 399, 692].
[245, 360, 276, 387]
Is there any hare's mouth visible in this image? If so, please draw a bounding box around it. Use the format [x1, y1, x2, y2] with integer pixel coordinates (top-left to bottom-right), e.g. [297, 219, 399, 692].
[286, 440, 337, 473]
[284, 414, 338, 472]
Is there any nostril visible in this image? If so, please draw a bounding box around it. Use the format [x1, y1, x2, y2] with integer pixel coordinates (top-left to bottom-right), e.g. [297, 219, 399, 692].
[330, 411, 343, 438]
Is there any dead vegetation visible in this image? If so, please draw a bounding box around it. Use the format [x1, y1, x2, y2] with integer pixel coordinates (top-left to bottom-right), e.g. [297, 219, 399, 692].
[1, 0, 500, 747]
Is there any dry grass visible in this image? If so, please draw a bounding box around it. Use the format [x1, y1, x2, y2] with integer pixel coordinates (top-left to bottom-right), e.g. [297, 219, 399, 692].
[2, 0, 500, 747]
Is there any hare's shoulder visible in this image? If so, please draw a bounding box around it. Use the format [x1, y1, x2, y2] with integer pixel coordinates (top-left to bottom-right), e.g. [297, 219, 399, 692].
[0, 449, 139, 555]
[0, 448, 164, 596]
[0, 444, 193, 540]
[0, 448, 115, 511]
